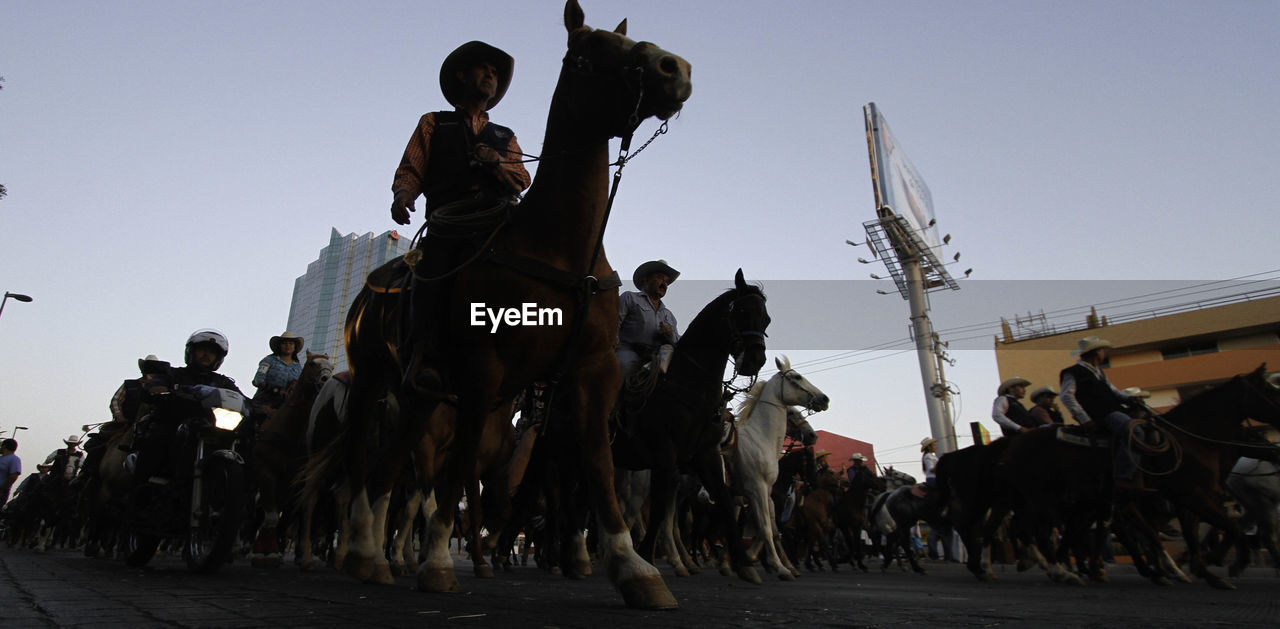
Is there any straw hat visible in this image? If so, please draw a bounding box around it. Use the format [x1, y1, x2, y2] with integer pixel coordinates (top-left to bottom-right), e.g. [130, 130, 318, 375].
[1030, 385, 1058, 400]
[63, 434, 83, 446]
[814, 449, 831, 460]
[849, 453, 867, 462]
[1073, 336, 1113, 357]
[998, 377, 1031, 396]
[632, 260, 680, 290]
[270, 332, 305, 357]
[439, 41, 514, 110]
[920, 437, 938, 452]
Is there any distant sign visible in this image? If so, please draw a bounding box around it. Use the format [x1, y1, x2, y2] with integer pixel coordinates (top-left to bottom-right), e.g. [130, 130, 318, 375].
[864, 103, 941, 250]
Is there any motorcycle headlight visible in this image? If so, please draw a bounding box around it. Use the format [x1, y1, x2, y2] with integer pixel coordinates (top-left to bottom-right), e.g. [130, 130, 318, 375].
[213, 407, 244, 431]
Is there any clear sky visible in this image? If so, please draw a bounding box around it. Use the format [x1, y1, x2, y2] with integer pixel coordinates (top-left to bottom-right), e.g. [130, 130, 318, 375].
[3, 0, 1278, 477]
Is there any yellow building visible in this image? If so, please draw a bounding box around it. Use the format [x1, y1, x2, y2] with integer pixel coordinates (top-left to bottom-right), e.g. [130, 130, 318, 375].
[994, 295, 1280, 417]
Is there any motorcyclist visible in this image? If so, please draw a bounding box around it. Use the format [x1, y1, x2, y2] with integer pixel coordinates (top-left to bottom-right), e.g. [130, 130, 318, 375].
[131, 329, 243, 484]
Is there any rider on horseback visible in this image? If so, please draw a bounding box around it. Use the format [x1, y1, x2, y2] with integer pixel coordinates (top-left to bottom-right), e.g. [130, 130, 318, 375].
[252, 331, 304, 412]
[389, 41, 532, 397]
[991, 377, 1037, 437]
[78, 355, 171, 488]
[616, 260, 681, 379]
[1059, 336, 1152, 493]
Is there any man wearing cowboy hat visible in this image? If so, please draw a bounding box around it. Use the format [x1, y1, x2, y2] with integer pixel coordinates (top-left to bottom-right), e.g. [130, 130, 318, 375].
[920, 437, 940, 486]
[1028, 385, 1065, 426]
[1059, 336, 1149, 491]
[108, 354, 171, 425]
[390, 40, 531, 226]
[617, 260, 681, 377]
[991, 376, 1037, 437]
[390, 41, 532, 396]
[253, 331, 305, 411]
[846, 452, 868, 484]
[44, 434, 85, 481]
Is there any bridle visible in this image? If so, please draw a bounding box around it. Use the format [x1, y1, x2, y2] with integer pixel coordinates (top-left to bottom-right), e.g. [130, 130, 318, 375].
[720, 291, 768, 401]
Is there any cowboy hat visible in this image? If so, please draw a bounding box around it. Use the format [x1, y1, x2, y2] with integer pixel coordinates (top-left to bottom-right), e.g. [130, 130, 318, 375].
[814, 449, 831, 459]
[1030, 385, 1058, 400]
[998, 377, 1031, 396]
[270, 332, 305, 357]
[632, 260, 680, 290]
[440, 41, 514, 110]
[849, 453, 867, 462]
[920, 437, 938, 452]
[63, 434, 83, 446]
[1073, 336, 1114, 357]
[1122, 387, 1151, 399]
[138, 354, 169, 375]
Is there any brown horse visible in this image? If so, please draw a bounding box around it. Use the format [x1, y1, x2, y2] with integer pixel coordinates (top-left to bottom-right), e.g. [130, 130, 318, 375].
[248, 352, 332, 568]
[300, 0, 690, 610]
[1119, 364, 1280, 589]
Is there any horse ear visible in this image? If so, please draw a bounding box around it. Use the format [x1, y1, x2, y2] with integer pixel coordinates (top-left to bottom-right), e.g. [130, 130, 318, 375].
[735, 268, 746, 289]
[614, 18, 627, 35]
[564, 0, 585, 32]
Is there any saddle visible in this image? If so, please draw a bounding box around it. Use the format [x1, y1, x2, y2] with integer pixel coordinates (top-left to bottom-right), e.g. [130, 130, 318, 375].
[366, 256, 413, 295]
[1055, 425, 1110, 448]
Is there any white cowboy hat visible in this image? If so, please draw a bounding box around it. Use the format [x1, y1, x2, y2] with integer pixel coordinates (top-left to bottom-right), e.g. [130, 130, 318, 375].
[270, 331, 305, 357]
[998, 377, 1031, 396]
[920, 437, 938, 452]
[1030, 385, 1058, 400]
[1072, 336, 1114, 357]
[63, 434, 83, 446]
[632, 260, 680, 290]
[849, 453, 867, 462]
[1122, 387, 1151, 399]
[440, 41, 514, 110]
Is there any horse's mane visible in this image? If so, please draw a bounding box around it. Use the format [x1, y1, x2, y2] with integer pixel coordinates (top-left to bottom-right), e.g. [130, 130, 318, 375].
[1163, 375, 1243, 421]
[735, 378, 770, 424]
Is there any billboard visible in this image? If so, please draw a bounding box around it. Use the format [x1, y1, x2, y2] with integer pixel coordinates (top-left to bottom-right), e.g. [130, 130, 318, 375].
[864, 102, 941, 250]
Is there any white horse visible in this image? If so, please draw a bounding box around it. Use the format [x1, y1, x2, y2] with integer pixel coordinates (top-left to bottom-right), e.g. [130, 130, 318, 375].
[1225, 457, 1280, 571]
[728, 356, 829, 580]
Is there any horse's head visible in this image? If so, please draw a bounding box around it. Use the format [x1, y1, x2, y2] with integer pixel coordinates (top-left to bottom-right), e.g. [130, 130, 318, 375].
[785, 407, 818, 447]
[772, 356, 830, 412]
[302, 352, 335, 392]
[1236, 363, 1280, 426]
[560, 0, 692, 139]
[725, 269, 769, 376]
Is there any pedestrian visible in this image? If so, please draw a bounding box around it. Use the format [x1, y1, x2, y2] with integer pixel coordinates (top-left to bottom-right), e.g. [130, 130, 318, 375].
[1028, 385, 1065, 425]
[0, 438, 21, 507]
[991, 376, 1036, 437]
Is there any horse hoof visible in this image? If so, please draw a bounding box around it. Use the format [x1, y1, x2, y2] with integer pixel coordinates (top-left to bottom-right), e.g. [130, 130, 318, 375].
[718, 565, 732, 577]
[417, 568, 461, 593]
[1152, 575, 1172, 586]
[549, 566, 563, 577]
[913, 567, 928, 576]
[686, 564, 701, 575]
[343, 557, 377, 582]
[673, 566, 690, 578]
[777, 571, 796, 582]
[736, 566, 763, 585]
[976, 571, 996, 582]
[370, 563, 395, 585]
[618, 574, 678, 610]
[1064, 573, 1085, 586]
[299, 558, 320, 572]
[474, 564, 495, 579]
[1207, 575, 1236, 590]
[1089, 570, 1109, 583]
[570, 560, 592, 579]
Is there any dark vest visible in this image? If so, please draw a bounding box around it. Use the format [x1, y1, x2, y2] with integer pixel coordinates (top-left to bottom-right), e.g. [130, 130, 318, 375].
[121, 379, 145, 423]
[999, 396, 1036, 436]
[423, 110, 516, 212]
[1060, 363, 1124, 420]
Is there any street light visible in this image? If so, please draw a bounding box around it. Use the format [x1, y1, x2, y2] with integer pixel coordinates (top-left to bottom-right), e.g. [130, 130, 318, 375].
[0, 291, 34, 322]
[9, 426, 28, 438]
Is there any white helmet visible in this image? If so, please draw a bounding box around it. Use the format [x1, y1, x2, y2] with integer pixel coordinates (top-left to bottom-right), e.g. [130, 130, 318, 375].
[185, 328, 229, 370]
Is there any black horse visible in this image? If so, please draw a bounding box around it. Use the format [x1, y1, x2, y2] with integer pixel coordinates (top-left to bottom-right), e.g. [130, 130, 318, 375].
[612, 269, 770, 584]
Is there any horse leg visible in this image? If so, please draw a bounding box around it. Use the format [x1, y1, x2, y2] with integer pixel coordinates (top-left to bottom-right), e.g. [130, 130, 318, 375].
[694, 451, 760, 585]
[571, 369, 676, 610]
[746, 481, 791, 581]
[416, 479, 462, 593]
[1183, 490, 1245, 587]
[464, 479, 494, 578]
[390, 489, 423, 577]
[657, 497, 689, 577]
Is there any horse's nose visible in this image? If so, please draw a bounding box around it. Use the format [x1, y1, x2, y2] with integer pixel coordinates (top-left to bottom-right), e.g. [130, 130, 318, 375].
[653, 54, 692, 101]
[813, 395, 830, 411]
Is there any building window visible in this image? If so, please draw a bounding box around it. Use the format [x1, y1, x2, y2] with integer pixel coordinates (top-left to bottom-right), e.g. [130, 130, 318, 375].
[1160, 341, 1218, 360]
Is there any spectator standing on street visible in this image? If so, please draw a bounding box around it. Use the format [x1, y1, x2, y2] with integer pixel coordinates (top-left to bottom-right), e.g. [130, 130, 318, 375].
[0, 439, 21, 507]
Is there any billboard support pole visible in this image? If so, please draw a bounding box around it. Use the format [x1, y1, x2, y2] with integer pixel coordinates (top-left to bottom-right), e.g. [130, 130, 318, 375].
[903, 252, 956, 454]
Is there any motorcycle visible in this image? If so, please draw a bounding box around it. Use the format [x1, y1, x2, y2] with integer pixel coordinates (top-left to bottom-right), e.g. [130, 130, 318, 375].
[123, 385, 251, 572]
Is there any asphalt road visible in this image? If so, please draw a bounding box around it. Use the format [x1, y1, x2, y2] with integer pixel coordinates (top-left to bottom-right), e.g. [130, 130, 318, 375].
[1, 548, 1277, 628]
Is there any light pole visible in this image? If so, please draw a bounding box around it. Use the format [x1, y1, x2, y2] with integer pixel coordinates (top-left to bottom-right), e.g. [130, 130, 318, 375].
[9, 426, 28, 438]
[0, 291, 34, 322]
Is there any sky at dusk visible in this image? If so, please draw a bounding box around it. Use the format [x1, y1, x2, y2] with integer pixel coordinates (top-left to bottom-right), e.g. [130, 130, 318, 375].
[3, 0, 1279, 477]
